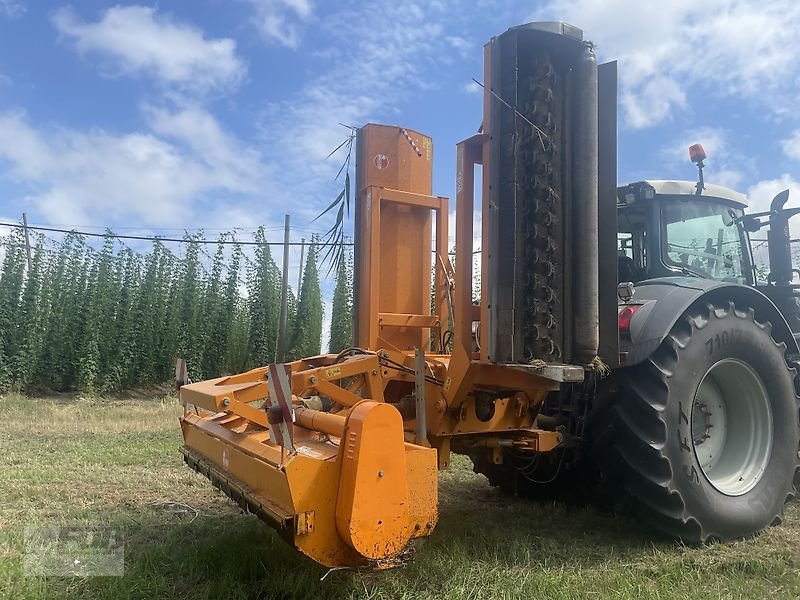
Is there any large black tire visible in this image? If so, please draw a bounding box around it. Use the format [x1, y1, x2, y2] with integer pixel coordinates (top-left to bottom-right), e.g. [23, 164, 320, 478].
[591, 300, 800, 542]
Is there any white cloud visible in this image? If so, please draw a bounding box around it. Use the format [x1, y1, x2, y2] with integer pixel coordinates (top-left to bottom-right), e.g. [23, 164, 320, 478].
[445, 35, 472, 58]
[780, 129, 800, 162]
[535, 0, 800, 129]
[144, 104, 264, 188]
[0, 0, 24, 19]
[52, 5, 246, 94]
[0, 109, 266, 226]
[622, 77, 686, 130]
[747, 174, 800, 214]
[462, 80, 481, 96]
[246, 0, 313, 48]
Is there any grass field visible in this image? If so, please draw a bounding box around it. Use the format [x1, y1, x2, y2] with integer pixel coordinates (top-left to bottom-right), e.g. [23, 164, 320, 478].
[1, 393, 799, 600]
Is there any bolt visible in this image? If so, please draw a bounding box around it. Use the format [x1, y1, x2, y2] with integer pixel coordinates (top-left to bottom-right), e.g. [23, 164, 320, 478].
[378, 470, 384, 478]
[222, 397, 231, 407]
[372, 369, 378, 376]
[310, 376, 317, 384]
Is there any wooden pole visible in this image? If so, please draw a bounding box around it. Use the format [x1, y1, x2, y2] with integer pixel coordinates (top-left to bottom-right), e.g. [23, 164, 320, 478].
[22, 212, 32, 271]
[297, 238, 305, 293]
[277, 214, 291, 362]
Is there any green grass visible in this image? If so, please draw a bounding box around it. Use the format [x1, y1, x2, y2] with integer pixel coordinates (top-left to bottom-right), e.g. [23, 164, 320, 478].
[1, 393, 799, 599]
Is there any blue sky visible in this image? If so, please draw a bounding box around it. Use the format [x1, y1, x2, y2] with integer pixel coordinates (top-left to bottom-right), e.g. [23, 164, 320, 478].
[2, 0, 800, 311]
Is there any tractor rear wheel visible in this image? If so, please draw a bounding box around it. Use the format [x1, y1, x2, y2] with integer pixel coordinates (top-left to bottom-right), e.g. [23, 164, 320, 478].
[591, 300, 800, 541]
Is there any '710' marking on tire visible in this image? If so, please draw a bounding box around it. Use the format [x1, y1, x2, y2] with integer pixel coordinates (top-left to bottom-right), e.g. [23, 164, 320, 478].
[705, 329, 741, 356]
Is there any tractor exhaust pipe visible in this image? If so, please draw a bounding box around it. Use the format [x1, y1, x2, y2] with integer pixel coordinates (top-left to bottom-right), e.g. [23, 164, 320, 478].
[767, 189, 799, 285]
[571, 42, 600, 363]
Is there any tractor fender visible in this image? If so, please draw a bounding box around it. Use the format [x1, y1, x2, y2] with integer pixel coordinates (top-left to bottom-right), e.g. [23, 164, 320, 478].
[620, 277, 799, 367]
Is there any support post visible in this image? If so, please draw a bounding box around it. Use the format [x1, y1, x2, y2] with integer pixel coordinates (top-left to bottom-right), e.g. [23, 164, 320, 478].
[415, 348, 428, 446]
[277, 214, 291, 362]
[297, 238, 305, 293]
[454, 136, 483, 358]
[22, 212, 32, 271]
[572, 42, 600, 363]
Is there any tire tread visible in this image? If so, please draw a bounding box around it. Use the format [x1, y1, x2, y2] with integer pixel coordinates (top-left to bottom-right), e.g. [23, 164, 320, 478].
[592, 300, 800, 543]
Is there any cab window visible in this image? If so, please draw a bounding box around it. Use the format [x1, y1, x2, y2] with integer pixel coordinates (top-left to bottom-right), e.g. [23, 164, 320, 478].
[661, 199, 748, 282]
[617, 205, 648, 282]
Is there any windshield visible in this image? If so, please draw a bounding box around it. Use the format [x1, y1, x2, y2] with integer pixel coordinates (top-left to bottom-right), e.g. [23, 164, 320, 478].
[660, 198, 748, 282]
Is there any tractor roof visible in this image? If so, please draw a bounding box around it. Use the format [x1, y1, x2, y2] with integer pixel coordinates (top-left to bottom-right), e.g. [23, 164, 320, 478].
[621, 179, 748, 207]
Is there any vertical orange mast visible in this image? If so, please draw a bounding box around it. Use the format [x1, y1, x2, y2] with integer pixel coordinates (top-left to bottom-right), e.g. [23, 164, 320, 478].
[353, 124, 449, 352]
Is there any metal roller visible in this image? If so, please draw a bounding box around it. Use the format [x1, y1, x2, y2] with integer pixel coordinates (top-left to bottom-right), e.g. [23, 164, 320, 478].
[571, 41, 599, 362]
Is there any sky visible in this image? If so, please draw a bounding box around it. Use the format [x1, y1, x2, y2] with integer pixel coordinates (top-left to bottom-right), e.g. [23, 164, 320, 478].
[2, 0, 800, 326]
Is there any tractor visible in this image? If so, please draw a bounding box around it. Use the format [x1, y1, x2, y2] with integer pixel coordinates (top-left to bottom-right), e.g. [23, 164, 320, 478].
[176, 21, 800, 569]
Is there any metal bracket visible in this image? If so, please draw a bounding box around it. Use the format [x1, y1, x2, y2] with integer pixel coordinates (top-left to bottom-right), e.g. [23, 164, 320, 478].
[504, 363, 584, 382]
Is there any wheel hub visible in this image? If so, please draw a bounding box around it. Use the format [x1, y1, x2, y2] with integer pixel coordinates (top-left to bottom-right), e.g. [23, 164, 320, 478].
[691, 402, 712, 446]
[691, 359, 773, 496]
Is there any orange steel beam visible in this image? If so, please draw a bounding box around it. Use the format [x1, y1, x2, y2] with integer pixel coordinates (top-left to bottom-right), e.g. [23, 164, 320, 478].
[367, 186, 382, 348]
[180, 353, 385, 414]
[372, 188, 443, 209]
[454, 134, 484, 359]
[294, 406, 346, 437]
[355, 124, 434, 351]
[378, 313, 440, 328]
[358, 184, 449, 352]
[354, 124, 451, 353]
[480, 43, 493, 363]
[434, 188, 449, 352]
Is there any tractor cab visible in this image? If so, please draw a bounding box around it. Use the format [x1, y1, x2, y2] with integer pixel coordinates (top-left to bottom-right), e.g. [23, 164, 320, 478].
[616, 179, 753, 285]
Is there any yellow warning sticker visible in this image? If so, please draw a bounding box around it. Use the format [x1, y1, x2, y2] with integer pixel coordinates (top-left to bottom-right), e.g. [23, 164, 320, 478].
[324, 366, 342, 379]
[422, 137, 432, 161]
[444, 376, 452, 391]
